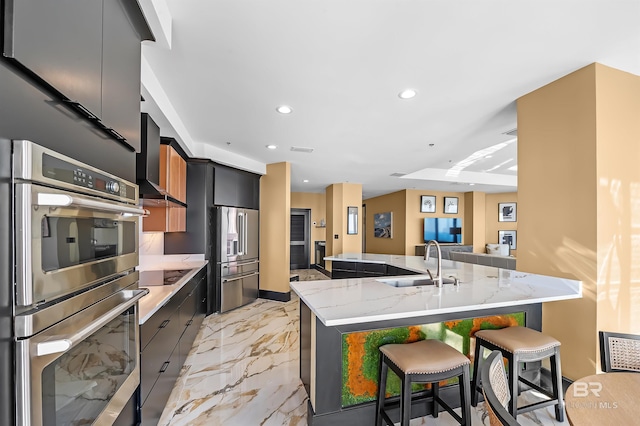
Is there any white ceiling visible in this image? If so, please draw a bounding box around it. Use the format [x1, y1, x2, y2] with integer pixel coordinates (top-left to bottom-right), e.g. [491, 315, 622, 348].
[140, 0, 640, 199]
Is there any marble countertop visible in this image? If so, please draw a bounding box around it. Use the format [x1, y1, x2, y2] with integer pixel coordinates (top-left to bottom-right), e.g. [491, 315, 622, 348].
[138, 260, 208, 324]
[292, 253, 582, 326]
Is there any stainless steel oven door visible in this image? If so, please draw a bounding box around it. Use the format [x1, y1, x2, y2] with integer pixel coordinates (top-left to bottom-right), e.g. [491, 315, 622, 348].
[16, 288, 148, 426]
[15, 182, 146, 307]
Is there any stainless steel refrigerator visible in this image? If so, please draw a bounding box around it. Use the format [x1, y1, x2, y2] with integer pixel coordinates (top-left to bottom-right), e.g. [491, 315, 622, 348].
[214, 206, 259, 313]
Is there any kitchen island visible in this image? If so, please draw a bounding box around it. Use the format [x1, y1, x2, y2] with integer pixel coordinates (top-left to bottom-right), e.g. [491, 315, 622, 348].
[291, 254, 581, 426]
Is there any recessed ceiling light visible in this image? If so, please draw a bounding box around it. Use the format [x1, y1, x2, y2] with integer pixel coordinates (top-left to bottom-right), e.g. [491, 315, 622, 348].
[398, 89, 417, 99]
[469, 183, 475, 186]
[303, 179, 309, 183]
[276, 105, 293, 114]
[266, 144, 277, 150]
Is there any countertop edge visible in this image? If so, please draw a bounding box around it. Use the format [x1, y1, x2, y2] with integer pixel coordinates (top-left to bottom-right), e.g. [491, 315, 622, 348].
[138, 261, 207, 325]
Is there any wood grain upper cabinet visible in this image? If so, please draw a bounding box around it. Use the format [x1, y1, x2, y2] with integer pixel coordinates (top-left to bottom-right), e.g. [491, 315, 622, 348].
[159, 145, 187, 203]
[143, 144, 186, 232]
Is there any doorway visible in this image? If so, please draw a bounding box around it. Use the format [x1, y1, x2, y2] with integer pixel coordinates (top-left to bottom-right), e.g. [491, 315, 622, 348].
[290, 208, 311, 269]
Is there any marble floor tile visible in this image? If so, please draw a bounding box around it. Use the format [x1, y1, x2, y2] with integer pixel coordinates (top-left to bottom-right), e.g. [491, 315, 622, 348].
[159, 295, 568, 426]
[290, 268, 330, 281]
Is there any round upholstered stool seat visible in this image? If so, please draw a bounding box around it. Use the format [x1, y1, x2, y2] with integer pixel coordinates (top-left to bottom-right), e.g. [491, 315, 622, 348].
[375, 339, 472, 426]
[380, 339, 470, 374]
[471, 326, 565, 422]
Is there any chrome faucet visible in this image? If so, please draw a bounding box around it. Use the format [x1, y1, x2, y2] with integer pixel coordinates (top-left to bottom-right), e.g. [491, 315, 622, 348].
[425, 240, 443, 287]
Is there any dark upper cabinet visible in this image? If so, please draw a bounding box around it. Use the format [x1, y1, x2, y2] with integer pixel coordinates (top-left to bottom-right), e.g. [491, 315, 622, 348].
[3, 0, 104, 117]
[3, 0, 152, 151]
[213, 164, 260, 209]
[137, 113, 161, 185]
[164, 160, 214, 255]
[101, 0, 144, 151]
[213, 165, 238, 207]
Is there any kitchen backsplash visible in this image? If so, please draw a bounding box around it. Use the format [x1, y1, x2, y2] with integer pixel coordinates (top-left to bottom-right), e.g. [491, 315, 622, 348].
[139, 231, 205, 270]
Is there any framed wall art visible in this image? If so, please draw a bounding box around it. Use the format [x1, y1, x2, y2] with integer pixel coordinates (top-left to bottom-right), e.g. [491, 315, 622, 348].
[498, 230, 517, 250]
[373, 212, 392, 238]
[420, 195, 436, 213]
[347, 206, 358, 235]
[443, 197, 458, 214]
[498, 202, 517, 222]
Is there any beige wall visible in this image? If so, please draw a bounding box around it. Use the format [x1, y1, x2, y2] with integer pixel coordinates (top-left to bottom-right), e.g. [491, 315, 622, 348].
[364, 189, 466, 255]
[364, 190, 407, 254]
[325, 183, 362, 256]
[594, 65, 640, 342]
[485, 192, 518, 257]
[259, 162, 291, 294]
[291, 192, 326, 264]
[518, 63, 640, 379]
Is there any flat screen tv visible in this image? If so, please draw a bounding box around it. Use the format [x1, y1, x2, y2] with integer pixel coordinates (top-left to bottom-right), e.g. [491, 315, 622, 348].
[424, 217, 462, 243]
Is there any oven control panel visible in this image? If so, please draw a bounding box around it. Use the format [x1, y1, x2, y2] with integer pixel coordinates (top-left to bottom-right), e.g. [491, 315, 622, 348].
[42, 153, 136, 201]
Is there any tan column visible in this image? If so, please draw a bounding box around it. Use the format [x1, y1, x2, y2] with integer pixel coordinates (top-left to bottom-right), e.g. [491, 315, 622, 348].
[517, 63, 640, 379]
[259, 162, 291, 294]
[325, 183, 362, 256]
[464, 191, 486, 252]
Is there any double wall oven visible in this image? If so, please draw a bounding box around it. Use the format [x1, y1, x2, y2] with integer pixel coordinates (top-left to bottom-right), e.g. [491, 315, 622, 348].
[12, 140, 148, 425]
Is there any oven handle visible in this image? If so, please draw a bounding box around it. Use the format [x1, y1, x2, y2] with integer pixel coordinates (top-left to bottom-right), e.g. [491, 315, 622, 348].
[35, 289, 149, 356]
[222, 271, 259, 283]
[37, 193, 149, 216]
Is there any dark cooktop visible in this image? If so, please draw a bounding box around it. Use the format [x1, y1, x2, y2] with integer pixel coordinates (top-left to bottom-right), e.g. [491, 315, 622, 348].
[139, 269, 191, 286]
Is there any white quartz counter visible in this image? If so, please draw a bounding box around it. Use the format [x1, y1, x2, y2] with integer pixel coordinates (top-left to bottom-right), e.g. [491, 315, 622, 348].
[138, 260, 208, 324]
[292, 254, 581, 326]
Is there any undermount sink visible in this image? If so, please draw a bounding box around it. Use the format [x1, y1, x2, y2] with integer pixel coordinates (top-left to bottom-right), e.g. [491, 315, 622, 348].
[377, 276, 457, 288]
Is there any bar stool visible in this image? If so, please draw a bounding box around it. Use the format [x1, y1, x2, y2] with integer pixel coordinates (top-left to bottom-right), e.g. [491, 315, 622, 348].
[470, 326, 564, 421]
[375, 339, 472, 426]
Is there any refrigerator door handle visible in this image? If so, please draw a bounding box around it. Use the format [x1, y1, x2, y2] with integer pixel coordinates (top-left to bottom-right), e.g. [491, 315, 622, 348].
[237, 211, 245, 255]
[222, 271, 259, 283]
[244, 212, 248, 257]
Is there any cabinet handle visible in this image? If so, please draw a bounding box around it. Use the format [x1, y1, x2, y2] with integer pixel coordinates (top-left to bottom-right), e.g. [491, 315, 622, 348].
[107, 128, 126, 142]
[186, 319, 193, 326]
[62, 100, 98, 121]
[159, 361, 170, 373]
[201, 298, 206, 303]
[159, 319, 170, 328]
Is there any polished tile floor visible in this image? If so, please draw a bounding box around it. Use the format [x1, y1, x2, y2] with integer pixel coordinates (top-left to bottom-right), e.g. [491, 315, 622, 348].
[159, 269, 568, 426]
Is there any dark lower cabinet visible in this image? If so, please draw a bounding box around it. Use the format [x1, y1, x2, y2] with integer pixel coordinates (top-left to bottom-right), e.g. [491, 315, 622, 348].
[139, 268, 207, 425]
[331, 261, 419, 279]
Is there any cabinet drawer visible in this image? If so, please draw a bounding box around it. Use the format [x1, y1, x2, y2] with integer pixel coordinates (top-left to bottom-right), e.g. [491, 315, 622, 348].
[140, 312, 183, 404]
[141, 293, 182, 351]
[360, 263, 387, 274]
[141, 343, 181, 425]
[332, 261, 356, 271]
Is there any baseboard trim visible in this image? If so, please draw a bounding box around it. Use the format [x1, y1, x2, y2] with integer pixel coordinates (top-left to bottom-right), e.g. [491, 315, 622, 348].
[259, 289, 291, 302]
[313, 264, 331, 277]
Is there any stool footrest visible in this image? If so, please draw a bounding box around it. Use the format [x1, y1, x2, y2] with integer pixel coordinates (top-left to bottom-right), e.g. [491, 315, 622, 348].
[434, 395, 464, 424]
[518, 377, 554, 399]
[516, 398, 558, 414]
